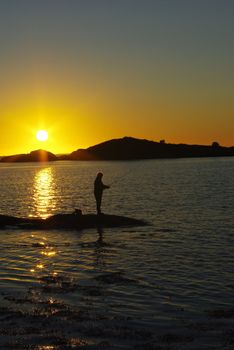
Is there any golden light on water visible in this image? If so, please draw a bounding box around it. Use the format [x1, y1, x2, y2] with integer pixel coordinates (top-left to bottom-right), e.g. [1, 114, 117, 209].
[33, 167, 57, 219]
[36, 264, 44, 269]
[41, 251, 56, 257]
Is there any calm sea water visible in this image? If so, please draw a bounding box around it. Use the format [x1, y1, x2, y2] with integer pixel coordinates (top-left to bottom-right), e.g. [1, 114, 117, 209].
[0, 158, 233, 349]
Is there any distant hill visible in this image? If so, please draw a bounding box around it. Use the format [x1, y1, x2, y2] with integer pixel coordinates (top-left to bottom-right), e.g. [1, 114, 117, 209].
[1, 138, 234, 162]
[1, 149, 57, 162]
[69, 137, 234, 160]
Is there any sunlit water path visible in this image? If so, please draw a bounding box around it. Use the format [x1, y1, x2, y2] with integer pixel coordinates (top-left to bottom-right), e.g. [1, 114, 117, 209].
[0, 158, 233, 349]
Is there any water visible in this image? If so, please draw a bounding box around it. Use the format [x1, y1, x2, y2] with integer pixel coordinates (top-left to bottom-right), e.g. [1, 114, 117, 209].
[0, 158, 233, 349]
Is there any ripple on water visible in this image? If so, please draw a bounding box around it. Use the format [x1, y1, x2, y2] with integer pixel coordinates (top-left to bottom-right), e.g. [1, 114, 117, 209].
[0, 159, 234, 349]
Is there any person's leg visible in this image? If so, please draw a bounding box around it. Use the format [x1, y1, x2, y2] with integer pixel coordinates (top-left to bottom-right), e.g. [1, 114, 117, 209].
[96, 195, 102, 215]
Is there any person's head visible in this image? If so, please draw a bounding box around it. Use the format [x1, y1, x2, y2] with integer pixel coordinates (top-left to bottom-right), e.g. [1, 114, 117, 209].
[96, 172, 103, 179]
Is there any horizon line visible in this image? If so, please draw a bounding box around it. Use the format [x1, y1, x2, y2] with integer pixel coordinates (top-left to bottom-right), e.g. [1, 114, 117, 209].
[0, 136, 234, 158]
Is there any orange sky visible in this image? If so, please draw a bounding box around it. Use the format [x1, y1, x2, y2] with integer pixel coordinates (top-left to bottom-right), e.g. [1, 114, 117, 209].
[0, 1, 233, 155]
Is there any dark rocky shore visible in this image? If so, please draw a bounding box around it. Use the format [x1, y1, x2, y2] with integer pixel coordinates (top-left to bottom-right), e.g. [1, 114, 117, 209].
[1, 271, 234, 350]
[0, 213, 147, 230]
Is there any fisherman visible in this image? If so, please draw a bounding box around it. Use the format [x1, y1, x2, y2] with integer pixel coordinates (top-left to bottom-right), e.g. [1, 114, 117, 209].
[94, 172, 110, 215]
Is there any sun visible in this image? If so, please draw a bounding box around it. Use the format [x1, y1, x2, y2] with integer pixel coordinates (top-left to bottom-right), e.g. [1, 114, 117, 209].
[36, 130, 48, 142]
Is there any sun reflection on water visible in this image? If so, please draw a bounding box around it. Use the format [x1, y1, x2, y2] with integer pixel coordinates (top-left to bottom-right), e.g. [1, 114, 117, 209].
[33, 167, 57, 219]
[36, 264, 44, 269]
[41, 250, 56, 257]
[28, 233, 59, 281]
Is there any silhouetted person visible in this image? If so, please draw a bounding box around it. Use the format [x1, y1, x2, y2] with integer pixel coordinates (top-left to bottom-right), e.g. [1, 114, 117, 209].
[94, 172, 110, 215]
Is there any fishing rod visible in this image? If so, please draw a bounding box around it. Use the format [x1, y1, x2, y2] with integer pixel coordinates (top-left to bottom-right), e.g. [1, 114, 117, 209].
[108, 169, 133, 187]
[71, 168, 134, 212]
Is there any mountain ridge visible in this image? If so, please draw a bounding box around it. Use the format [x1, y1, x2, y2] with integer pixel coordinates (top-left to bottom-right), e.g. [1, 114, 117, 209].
[69, 136, 234, 160]
[1, 137, 234, 162]
[0, 149, 57, 162]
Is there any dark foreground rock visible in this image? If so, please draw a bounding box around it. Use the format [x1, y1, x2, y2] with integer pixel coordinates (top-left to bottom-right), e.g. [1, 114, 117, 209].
[0, 213, 147, 230]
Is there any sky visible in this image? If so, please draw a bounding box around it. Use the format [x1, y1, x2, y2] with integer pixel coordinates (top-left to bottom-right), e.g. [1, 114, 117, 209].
[0, 0, 233, 155]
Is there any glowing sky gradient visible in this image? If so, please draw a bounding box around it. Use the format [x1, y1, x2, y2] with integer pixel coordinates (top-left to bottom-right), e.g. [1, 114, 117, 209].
[0, 0, 233, 155]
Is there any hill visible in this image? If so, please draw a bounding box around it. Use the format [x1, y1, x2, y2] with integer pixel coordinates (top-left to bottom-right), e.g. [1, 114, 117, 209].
[1, 149, 57, 162]
[69, 137, 234, 160]
[1, 138, 234, 162]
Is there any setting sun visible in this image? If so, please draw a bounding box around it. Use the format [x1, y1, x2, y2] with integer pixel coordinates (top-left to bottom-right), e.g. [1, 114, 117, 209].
[36, 130, 48, 142]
